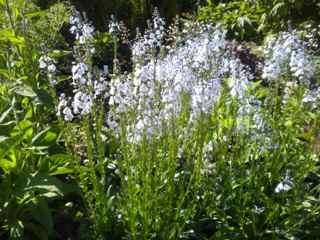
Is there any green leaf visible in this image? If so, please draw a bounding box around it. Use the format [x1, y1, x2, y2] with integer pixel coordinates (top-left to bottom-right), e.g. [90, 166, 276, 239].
[43, 131, 57, 143]
[0, 29, 25, 46]
[0, 159, 16, 173]
[25, 10, 45, 18]
[0, 105, 13, 123]
[49, 154, 73, 164]
[0, 121, 15, 127]
[35, 89, 54, 106]
[50, 166, 73, 176]
[24, 146, 48, 155]
[10, 220, 24, 239]
[22, 127, 33, 142]
[14, 85, 37, 98]
[48, 154, 74, 175]
[23, 174, 64, 199]
[270, 2, 285, 17]
[237, 16, 251, 28]
[32, 127, 50, 144]
[0, 136, 9, 143]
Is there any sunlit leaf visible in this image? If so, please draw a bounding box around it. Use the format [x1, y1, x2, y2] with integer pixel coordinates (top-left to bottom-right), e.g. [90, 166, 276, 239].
[14, 85, 37, 98]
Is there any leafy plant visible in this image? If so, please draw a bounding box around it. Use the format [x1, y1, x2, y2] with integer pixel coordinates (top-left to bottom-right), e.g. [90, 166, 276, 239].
[198, 0, 320, 41]
[0, 1, 79, 239]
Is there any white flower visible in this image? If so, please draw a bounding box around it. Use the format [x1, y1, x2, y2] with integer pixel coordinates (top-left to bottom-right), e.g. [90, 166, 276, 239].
[47, 64, 56, 73]
[69, 15, 80, 25]
[72, 62, 88, 85]
[57, 94, 74, 121]
[253, 205, 265, 215]
[39, 57, 47, 69]
[275, 176, 293, 193]
[132, 9, 166, 61]
[70, 25, 77, 35]
[262, 32, 314, 85]
[49, 79, 57, 86]
[62, 107, 74, 121]
[39, 56, 55, 70]
[93, 77, 108, 98]
[108, 23, 255, 142]
[108, 15, 120, 35]
[69, 12, 95, 45]
[39, 55, 57, 86]
[78, 24, 94, 44]
[72, 91, 93, 115]
[289, 49, 314, 82]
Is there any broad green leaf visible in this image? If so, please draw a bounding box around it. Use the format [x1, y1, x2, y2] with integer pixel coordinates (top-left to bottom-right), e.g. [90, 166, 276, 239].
[14, 85, 37, 98]
[24, 175, 64, 198]
[50, 166, 73, 176]
[48, 154, 74, 175]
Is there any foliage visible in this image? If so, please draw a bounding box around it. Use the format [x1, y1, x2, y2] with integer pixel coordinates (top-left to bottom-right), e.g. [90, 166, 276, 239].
[48, 9, 320, 239]
[198, 0, 320, 41]
[36, 0, 200, 31]
[1, 1, 320, 240]
[0, 1, 78, 239]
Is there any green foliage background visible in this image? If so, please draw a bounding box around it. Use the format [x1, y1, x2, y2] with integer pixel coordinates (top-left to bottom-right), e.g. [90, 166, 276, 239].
[36, 0, 200, 30]
[198, 0, 320, 41]
[33, 0, 320, 42]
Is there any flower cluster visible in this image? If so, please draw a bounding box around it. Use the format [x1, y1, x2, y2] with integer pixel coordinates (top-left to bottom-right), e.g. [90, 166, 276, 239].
[69, 11, 95, 45]
[108, 22, 255, 142]
[57, 94, 74, 121]
[108, 15, 120, 35]
[39, 55, 57, 86]
[56, 11, 109, 121]
[274, 173, 293, 193]
[132, 8, 166, 62]
[72, 62, 89, 85]
[57, 61, 108, 121]
[302, 87, 320, 109]
[262, 32, 314, 85]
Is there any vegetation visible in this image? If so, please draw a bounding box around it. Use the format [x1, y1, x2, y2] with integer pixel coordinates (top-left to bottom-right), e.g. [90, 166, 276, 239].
[198, 0, 320, 41]
[0, 0, 319, 239]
